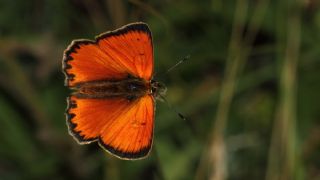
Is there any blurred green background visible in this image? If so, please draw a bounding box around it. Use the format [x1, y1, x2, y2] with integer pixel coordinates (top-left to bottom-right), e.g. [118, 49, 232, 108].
[1, 0, 320, 179]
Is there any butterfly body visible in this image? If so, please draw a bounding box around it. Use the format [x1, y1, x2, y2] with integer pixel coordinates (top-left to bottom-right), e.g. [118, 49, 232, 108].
[73, 76, 150, 100]
[62, 22, 161, 160]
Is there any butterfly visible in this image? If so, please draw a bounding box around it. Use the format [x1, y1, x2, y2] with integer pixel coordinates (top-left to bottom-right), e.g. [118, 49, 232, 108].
[62, 22, 166, 160]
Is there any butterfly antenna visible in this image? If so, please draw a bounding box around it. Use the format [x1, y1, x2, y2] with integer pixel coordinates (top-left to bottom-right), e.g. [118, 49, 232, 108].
[154, 55, 190, 79]
[160, 95, 187, 121]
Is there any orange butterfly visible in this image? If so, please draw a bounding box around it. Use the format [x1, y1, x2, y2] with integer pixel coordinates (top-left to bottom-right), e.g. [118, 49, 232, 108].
[62, 22, 166, 160]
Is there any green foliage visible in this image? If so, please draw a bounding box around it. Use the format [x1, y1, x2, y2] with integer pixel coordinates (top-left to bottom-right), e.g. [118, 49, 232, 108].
[0, 0, 319, 179]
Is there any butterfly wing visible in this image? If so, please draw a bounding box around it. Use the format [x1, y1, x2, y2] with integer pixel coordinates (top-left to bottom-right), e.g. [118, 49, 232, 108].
[67, 95, 154, 159]
[62, 22, 153, 87]
[99, 95, 154, 159]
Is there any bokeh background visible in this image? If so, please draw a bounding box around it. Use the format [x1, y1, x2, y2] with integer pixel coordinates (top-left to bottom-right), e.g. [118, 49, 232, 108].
[1, 0, 320, 179]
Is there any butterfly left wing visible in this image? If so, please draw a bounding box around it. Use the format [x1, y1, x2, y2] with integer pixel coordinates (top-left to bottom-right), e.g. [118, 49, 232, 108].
[63, 22, 154, 87]
[67, 95, 154, 159]
[97, 23, 153, 81]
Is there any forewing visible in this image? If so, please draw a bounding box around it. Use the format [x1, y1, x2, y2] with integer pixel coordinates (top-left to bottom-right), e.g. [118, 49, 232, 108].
[62, 22, 153, 87]
[66, 96, 131, 143]
[66, 95, 155, 159]
[97, 22, 153, 81]
[99, 95, 154, 159]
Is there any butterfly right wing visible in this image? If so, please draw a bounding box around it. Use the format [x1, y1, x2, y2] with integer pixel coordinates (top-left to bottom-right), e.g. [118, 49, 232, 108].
[67, 95, 155, 159]
[66, 96, 131, 143]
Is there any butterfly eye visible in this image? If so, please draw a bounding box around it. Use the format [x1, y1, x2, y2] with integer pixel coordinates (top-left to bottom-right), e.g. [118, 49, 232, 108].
[151, 81, 167, 98]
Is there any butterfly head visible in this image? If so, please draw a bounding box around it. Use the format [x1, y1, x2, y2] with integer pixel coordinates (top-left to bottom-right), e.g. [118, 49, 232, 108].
[151, 80, 167, 100]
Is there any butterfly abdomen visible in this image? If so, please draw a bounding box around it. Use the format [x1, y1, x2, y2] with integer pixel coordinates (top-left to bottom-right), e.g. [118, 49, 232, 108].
[73, 77, 150, 100]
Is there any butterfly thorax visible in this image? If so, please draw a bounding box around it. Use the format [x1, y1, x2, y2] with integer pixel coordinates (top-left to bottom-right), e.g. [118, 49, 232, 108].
[73, 76, 150, 101]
